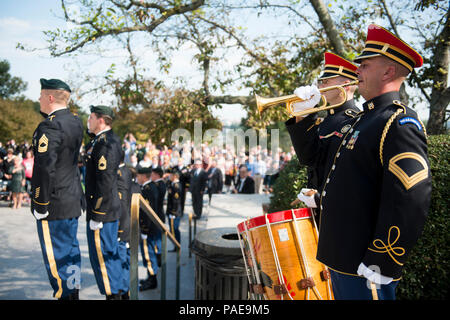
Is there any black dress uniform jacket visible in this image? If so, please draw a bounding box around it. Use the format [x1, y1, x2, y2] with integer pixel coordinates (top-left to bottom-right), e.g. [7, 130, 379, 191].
[288, 91, 431, 279]
[166, 181, 182, 217]
[85, 129, 122, 223]
[31, 108, 84, 220]
[154, 179, 167, 223]
[287, 99, 360, 222]
[140, 181, 160, 236]
[117, 164, 132, 243]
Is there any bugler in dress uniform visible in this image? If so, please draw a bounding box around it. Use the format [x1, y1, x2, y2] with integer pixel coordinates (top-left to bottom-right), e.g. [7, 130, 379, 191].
[32, 78, 84, 300]
[315, 25, 430, 299]
[286, 52, 360, 224]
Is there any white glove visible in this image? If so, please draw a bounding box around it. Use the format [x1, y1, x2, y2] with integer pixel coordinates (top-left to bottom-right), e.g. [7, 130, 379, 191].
[292, 85, 321, 112]
[89, 220, 103, 231]
[141, 233, 148, 240]
[33, 210, 49, 220]
[297, 188, 317, 208]
[357, 262, 393, 285]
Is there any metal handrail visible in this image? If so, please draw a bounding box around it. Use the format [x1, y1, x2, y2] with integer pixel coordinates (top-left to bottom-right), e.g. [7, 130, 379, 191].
[130, 193, 181, 300]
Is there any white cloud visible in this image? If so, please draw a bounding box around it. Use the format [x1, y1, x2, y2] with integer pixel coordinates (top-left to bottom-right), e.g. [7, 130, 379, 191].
[0, 17, 31, 35]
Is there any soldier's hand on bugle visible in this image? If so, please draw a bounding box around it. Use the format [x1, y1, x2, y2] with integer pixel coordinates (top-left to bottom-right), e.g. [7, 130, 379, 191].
[292, 85, 321, 113]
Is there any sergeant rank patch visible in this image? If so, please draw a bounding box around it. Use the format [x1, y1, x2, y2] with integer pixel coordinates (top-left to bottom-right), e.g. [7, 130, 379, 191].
[98, 155, 107, 170]
[38, 134, 49, 153]
[388, 152, 429, 190]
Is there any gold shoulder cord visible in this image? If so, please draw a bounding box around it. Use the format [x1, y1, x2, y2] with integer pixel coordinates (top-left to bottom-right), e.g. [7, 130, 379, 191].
[379, 108, 404, 166]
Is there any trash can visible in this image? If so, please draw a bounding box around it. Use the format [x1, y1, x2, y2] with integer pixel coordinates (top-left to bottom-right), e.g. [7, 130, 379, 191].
[191, 227, 249, 300]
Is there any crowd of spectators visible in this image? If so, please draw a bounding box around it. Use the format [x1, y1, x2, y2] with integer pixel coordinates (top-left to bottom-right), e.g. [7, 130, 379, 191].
[115, 133, 294, 194]
[0, 139, 34, 206]
[1, 132, 295, 206]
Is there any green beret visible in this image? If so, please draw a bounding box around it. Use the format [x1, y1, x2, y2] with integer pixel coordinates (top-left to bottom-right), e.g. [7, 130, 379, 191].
[40, 78, 71, 93]
[137, 167, 152, 174]
[90, 105, 114, 119]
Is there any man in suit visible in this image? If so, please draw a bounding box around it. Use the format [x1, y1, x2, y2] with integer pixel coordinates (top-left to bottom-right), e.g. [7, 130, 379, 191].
[233, 165, 255, 194]
[189, 159, 208, 219]
[32, 78, 84, 300]
[206, 159, 223, 205]
[85, 105, 123, 300]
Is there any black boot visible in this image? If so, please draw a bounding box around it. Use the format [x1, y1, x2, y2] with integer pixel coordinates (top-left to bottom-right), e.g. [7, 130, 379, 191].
[139, 275, 157, 291]
[106, 293, 122, 300]
[58, 289, 79, 300]
[156, 254, 161, 267]
[120, 290, 130, 300]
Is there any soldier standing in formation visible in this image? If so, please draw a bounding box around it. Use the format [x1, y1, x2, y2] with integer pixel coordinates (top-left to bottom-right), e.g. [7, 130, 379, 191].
[166, 169, 182, 251]
[136, 167, 159, 291]
[85, 105, 124, 300]
[32, 79, 84, 300]
[117, 155, 133, 299]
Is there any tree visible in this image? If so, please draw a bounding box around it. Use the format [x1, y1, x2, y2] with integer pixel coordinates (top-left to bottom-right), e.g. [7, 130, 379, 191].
[0, 59, 27, 99]
[0, 99, 42, 143]
[21, 0, 448, 132]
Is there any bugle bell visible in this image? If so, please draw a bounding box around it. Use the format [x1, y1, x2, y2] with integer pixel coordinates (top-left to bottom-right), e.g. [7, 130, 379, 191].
[256, 80, 358, 117]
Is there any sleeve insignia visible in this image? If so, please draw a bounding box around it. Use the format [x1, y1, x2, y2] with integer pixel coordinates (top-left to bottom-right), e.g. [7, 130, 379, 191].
[35, 187, 40, 199]
[388, 152, 429, 190]
[95, 197, 103, 209]
[38, 134, 49, 153]
[174, 193, 179, 199]
[98, 155, 107, 171]
[368, 226, 405, 266]
[398, 117, 422, 131]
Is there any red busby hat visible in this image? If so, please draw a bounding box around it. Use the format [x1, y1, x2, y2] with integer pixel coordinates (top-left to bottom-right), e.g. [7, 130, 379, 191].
[319, 52, 358, 80]
[354, 24, 423, 72]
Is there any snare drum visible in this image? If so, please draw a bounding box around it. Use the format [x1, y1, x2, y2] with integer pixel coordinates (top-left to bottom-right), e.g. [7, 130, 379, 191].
[237, 208, 334, 300]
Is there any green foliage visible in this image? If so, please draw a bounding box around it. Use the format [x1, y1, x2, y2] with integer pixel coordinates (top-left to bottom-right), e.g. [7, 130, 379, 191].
[269, 135, 450, 299]
[0, 99, 42, 143]
[396, 134, 450, 300]
[268, 156, 308, 212]
[0, 59, 27, 99]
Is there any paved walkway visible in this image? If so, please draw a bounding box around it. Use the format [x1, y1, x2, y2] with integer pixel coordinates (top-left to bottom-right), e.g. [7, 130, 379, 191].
[0, 192, 269, 300]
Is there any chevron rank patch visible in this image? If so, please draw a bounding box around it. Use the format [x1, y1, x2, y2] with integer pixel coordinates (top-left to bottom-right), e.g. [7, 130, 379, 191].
[98, 155, 107, 171]
[388, 152, 429, 190]
[38, 134, 49, 153]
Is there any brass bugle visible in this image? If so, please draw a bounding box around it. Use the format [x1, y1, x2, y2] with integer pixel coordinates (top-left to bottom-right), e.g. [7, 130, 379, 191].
[256, 80, 359, 117]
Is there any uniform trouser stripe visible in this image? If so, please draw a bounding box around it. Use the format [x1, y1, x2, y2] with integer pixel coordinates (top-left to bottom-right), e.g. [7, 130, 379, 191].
[41, 221, 63, 299]
[142, 238, 155, 276]
[94, 229, 112, 296]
